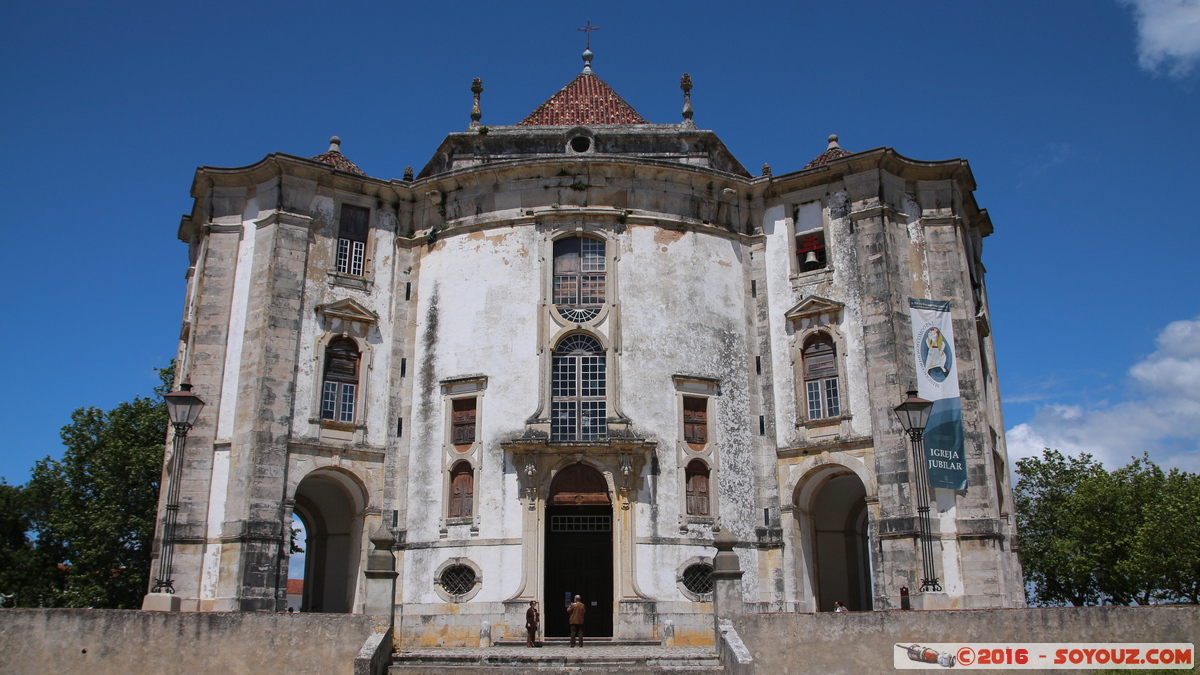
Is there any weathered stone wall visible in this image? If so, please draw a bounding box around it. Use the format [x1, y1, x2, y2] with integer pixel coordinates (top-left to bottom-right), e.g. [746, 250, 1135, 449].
[0, 609, 381, 675]
[735, 606, 1200, 675]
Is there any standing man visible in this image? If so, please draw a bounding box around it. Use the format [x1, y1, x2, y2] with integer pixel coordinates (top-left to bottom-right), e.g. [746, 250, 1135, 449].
[525, 600, 540, 647]
[567, 595, 586, 647]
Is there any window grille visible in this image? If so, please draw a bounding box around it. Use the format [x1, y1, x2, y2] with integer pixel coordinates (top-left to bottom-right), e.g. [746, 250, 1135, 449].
[682, 563, 714, 595]
[551, 515, 611, 532]
[554, 236, 606, 322]
[440, 564, 476, 596]
[551, 335, 606, 441]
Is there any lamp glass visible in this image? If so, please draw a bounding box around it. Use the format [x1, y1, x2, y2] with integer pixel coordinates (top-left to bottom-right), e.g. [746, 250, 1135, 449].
[164, 387, 206, 428]
[894, 391, 933, 433]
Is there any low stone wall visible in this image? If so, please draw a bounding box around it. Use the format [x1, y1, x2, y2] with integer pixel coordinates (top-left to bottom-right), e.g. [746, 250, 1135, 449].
[735, 606, 1200, 675]
[0, 608, 383, 675]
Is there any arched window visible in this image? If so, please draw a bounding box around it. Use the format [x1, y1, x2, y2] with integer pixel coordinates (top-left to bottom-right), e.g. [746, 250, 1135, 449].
[685, 460, 710, 516]
[321, 338, 360, 423]
[448, 462, 474, 519]
[551, 334, 607, 441]
[803, 334, 840, 420]
[553, 236, 606, 323]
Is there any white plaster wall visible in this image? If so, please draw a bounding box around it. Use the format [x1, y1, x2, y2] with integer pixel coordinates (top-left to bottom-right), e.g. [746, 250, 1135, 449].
[618, 224, 754, 599]
[404, 226, 540, 549]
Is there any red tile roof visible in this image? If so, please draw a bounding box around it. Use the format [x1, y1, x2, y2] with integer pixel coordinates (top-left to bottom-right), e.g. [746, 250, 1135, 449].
[286, 578, 304, 595]
[520, 72, 647, 126]
[311, 150, 366, 176]
[804, 136, 853, 169]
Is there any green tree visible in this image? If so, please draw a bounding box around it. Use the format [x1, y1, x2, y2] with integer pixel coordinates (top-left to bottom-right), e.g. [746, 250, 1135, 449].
[1135, 468, 1200, 604]
[23, 363, 173, 608]
[1014, 449, 1109, 606]
[0, 480, 61, 606]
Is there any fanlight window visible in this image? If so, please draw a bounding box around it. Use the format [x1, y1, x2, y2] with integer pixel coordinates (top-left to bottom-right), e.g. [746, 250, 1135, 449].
[551, 334, 607, 441]
[553, 236, 606, 323]
[803, 334, 841, 420]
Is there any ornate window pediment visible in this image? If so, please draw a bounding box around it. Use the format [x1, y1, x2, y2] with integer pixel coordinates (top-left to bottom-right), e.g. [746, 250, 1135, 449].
[785, 295, 844, 330]
[317, 299, 379, 338]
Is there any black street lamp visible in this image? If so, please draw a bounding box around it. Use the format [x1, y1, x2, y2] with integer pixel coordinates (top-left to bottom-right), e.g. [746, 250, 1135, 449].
[894, 389, 941, 593]
[151, 380, 205, 594]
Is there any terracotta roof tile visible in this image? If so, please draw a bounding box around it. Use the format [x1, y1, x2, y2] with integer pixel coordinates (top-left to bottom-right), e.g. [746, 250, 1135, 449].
[520, 72, 647, 126]
[311, 150, 366, 176]
[286, 578, 304, 595]
[804, 135, 853, 169]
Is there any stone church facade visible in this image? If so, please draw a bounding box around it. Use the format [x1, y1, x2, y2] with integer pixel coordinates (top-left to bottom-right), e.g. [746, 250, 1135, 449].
[155, 52, 1024, 646]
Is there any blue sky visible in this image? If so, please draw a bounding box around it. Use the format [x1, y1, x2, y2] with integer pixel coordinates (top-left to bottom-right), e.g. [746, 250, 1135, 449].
[2, 0, 1198, 484]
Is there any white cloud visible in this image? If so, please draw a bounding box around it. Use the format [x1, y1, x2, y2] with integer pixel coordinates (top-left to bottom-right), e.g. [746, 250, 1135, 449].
[1006, 316, 1200, 474]
[1119, 0, 1200, 77]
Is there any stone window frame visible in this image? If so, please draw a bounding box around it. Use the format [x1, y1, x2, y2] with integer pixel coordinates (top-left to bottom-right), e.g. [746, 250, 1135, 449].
[440, 375, 486, 533]
[544, 224, 617, 331]
[433, 557, 483, 603]
[784, 298, 851, 430]
[676, 556, 715, 602]
[672, 375, 720, 528]
[311, 299, 380, 443]
[787, 193, 835, 282]
[328, 197, 379, 291]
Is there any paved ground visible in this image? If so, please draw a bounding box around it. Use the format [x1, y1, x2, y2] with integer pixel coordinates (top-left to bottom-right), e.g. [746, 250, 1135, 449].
[396, 645, 716, 658]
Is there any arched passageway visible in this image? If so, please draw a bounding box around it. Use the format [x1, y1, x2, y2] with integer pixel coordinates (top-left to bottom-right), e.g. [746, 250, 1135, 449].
[798, 471, 873, 612]
[293, 470, 366, 613]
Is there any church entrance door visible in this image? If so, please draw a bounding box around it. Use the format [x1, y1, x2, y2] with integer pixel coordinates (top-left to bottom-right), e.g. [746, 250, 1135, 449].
[544, 463, 613, 638]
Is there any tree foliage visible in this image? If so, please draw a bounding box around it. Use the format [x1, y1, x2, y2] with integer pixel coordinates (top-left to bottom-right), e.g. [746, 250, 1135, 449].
[5, 364, 173, 608]
[1015, 448, 1200, 606]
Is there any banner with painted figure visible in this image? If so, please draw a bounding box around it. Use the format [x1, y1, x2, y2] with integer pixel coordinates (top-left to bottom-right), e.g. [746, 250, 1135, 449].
[908, 298, 968, 490]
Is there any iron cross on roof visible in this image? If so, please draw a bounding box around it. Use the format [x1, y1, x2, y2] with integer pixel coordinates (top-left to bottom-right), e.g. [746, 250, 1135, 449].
[578, 20, 599, 49]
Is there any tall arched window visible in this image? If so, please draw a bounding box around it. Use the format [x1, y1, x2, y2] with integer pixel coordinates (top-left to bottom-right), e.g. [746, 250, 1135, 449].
[551, 334, 607, 441]
[553, 235, 606, 323]
[322, 338, 360, 423]
[448, 462, 474, 519]
[803, 334, 840, 420]
[685, 460, 711, 516]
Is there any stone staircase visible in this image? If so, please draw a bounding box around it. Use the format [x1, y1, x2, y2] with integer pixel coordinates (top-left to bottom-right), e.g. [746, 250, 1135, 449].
[390, 641, 723, 674]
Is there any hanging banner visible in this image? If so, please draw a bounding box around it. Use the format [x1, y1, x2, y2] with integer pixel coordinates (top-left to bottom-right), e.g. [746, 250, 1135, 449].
[908, 298, 967, 490]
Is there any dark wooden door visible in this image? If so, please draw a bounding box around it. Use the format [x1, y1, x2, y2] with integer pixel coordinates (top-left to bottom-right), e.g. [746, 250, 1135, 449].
[544, 504, 613, 638]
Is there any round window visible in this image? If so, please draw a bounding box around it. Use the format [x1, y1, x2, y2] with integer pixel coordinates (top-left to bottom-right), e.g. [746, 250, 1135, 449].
[682, 563, 714, 595]
[440, 564, 477, 596]
[570, 136, 592, 153]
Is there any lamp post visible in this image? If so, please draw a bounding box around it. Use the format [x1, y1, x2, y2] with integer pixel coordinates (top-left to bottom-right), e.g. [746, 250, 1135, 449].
[894, 389, 941, 593]
[151, 380, 205, 595]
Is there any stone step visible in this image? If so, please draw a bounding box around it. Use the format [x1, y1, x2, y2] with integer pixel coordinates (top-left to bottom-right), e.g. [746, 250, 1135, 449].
[390, 645, 722, 674]
[493, 637, 662, 647]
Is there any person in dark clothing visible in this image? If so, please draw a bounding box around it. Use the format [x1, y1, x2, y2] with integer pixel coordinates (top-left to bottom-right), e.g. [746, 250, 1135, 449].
[567, 595, 586, 647]
[525, 600, 540, 647]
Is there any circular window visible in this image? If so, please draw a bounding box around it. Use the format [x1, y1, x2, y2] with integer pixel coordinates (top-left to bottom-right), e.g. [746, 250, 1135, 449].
[682, 563, 714, 595]
[570, 136, 592, 153]
[441, 564, 477, 596]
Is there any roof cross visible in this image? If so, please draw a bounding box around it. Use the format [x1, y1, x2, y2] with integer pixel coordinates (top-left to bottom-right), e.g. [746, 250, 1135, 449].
[577, 20, 599, 50]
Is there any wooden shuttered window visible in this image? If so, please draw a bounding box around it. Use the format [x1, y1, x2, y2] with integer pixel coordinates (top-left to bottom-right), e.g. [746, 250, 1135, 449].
[803, 334, 841, 419]
[683, 396, 708, 445]
[685, 460, 711, 516]
[803, 336, 837, 380]
[448, 463, 474, 519]
[321, 338, 360, 422]
[452, 398, 477, 445]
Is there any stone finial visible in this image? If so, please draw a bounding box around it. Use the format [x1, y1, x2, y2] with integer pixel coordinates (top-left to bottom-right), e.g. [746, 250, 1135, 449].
[369, 523, 397, 551]
[403, 166, 414, 181]
[714, 526, 737, 553]
[328, 136, 342, 153]
[680, 73, 694, 125]
[582, 48, 594, 73]
[469, 78, 484, 129]
[762, 162, 772, 177]
[827, 134, 841, 151]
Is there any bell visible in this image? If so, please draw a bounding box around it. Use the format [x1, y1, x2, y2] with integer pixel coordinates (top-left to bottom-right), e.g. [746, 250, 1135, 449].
[803, 250, 821, 271]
